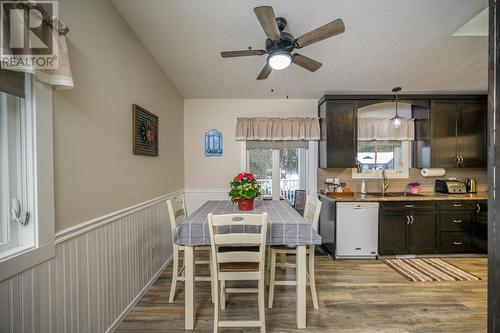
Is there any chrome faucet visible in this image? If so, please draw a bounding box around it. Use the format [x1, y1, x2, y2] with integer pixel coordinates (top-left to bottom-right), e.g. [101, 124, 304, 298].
[380, 169, 389, 194]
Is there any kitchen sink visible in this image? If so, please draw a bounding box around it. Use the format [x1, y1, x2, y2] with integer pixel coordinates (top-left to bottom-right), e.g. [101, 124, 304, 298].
[366, 192, 427, 197]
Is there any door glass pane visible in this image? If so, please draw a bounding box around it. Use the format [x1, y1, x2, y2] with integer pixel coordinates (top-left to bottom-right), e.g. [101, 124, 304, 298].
[247, 148, 272, 199]
[279, 148, 307, 204]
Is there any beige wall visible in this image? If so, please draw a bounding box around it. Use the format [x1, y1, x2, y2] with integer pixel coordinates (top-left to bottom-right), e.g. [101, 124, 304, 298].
[184, 99, 317, 188]
[53, 0, 184, 231]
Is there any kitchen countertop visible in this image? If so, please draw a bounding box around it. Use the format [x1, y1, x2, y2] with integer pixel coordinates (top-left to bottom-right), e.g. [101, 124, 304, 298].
[319, 191, 488, 202]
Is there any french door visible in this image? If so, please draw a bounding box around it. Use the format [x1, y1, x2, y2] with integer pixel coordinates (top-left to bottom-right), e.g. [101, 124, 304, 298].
[246, 141, 308, 204]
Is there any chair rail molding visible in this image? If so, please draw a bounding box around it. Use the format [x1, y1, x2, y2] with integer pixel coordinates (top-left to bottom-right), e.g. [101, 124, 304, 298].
[0, 189, 182, 333]
[55, 189, 184, 244]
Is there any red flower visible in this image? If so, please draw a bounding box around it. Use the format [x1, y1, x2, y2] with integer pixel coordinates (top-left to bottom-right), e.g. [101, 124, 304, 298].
[235, 172, 255, 182]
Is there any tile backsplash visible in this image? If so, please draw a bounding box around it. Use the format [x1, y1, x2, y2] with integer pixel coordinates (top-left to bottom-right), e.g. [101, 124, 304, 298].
[317, 168, 488, 193]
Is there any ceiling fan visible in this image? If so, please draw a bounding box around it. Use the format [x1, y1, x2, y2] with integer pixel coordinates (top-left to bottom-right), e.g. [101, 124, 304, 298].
[220, 6, 345, 80]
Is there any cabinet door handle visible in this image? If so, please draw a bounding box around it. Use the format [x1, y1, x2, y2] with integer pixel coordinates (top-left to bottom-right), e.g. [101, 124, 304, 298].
[404, 205, 414, 208]
[453, 204, 462, 207]
[452, 220, 462, 223]
[476, 204, 481, 213]
[406, 215, 410, 225]
[410, 215, 414, 224]
[453, 241, 463, 245]
[460, 156, 464, 165]
[455, 155, 461, 165]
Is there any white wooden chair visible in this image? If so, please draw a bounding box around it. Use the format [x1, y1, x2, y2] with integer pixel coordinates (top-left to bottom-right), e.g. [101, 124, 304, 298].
[167, 194, 213, 303]
[267, 194, 322, 309]
[208, 212, 268, 333]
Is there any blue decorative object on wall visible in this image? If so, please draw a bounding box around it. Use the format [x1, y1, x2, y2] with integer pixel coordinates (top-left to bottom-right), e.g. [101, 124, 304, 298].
[204, 129, 223, 157]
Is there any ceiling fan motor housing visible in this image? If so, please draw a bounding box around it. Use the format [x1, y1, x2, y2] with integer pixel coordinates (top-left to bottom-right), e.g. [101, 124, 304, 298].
[265, 31, 295, 55]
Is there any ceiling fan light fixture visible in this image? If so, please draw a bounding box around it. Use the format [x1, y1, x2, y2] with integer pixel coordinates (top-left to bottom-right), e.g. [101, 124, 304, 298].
[267, 51, 292, 70]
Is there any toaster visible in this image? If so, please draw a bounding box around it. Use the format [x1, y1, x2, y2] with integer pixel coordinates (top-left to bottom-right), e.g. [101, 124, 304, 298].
[434, 179, 467, 194]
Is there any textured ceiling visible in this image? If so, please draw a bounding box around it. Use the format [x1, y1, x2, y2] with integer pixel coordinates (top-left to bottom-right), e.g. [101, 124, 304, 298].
[112, 0, 488, 98]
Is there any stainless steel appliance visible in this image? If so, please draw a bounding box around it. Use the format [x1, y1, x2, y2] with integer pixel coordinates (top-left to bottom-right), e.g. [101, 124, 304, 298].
[434, 179, 467, 194]
[465, 178, 477, 193]
[335, 202, 379, 259]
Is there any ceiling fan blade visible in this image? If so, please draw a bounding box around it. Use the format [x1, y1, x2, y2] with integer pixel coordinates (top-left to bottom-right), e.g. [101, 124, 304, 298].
[221, 50, 266, 58]
[295, 19, 345, 48]
[257, 63, 272, 80]
[253, 6, 281, 41]
[293, 53, 323, 72]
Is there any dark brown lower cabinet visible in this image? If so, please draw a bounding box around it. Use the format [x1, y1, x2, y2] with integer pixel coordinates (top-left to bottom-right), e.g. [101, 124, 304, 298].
[378, 203, 437, 255]
[379, 212, 409, 255]
[379, 200, 486, 255]
[438, 201, 474, 253]
[411, 211, 438, 254]
[472, 200, 487, 252]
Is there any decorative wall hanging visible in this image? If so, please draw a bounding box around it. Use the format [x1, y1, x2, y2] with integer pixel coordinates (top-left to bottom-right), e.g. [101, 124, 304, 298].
[205, 129, 223, 157]
[133, 104, 158, 156]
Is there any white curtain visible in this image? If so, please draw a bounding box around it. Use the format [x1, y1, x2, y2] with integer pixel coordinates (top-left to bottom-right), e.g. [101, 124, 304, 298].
[358, 117, 414, 141]
[235, 117, 320, 141]
[1, 7, 73, 89]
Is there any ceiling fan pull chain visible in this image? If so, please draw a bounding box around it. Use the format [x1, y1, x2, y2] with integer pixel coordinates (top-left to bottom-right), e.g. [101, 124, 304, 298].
[271, 70, 275, 93]
[286, 67, 289, 99]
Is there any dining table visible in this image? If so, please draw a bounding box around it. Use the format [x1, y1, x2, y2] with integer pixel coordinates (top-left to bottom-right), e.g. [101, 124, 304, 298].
[174, 199, 322, 330]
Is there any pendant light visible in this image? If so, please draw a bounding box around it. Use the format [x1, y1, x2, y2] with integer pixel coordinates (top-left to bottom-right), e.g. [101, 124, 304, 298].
[391, 87, 402, 128]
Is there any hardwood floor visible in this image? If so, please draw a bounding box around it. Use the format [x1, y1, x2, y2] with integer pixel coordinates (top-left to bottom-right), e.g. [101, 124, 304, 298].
[116, 255, 487, 333]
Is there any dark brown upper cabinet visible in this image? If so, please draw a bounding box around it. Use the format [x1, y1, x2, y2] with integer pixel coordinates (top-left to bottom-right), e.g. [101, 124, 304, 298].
[318, 95, 486, 169]
[319, 100, 357, 168]
[412, 97, 486, 168]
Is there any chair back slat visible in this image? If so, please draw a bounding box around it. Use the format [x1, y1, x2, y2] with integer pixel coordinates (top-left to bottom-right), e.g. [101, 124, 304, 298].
[209, 214, 266, 226]
[303, 195, 322, 231]
[214, 233, 262, 245]
[208, 213, 268, 267]
[217, 251, 261, 263]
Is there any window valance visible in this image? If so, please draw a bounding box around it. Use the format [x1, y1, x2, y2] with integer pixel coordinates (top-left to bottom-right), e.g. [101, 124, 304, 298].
[235, 117, 320, 141]
[358, 117, 414, 141]
[1, 5, 73, 89]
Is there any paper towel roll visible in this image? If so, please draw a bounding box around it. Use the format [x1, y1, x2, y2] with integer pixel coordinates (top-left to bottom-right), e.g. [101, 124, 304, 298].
[420, 168, 446, 177]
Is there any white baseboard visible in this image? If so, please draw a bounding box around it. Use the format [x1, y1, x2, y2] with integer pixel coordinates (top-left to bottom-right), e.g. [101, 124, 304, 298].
[106, 256, 173, 333]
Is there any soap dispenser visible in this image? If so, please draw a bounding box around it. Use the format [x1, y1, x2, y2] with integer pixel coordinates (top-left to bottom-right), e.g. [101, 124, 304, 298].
[361, 180, 367, 194]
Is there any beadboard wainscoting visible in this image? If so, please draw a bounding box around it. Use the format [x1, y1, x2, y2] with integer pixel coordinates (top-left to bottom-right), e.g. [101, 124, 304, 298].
[184, 188, 229, 215]
[0, 191, 180, 333]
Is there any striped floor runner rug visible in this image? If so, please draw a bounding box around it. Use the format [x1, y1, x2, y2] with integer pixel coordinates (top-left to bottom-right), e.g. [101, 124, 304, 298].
[384, 258, 481, 282]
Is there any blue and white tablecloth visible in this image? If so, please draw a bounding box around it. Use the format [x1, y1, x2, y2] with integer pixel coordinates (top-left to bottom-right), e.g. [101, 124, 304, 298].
[174, 200, 321, 246]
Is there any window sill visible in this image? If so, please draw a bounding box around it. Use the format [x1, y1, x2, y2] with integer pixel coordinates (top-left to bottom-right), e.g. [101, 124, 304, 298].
[0, 242, 55, 282]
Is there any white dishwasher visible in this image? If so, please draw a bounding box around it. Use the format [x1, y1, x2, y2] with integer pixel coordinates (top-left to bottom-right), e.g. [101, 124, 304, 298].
[336, 202, 379, 259]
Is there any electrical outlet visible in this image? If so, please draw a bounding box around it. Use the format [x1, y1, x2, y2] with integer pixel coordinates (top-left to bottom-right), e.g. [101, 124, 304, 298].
[150, 246, 156, 259]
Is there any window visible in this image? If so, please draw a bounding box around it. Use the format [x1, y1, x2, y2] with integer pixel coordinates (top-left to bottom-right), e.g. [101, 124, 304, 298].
[246, 141, 308, 204]
[0, 81, 34, 254]
[0, 73, 55, 281]
[352, 141, 410, 179]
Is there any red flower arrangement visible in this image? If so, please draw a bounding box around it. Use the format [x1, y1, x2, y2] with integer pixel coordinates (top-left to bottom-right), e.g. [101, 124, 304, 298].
[228, 172, 262, 211]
